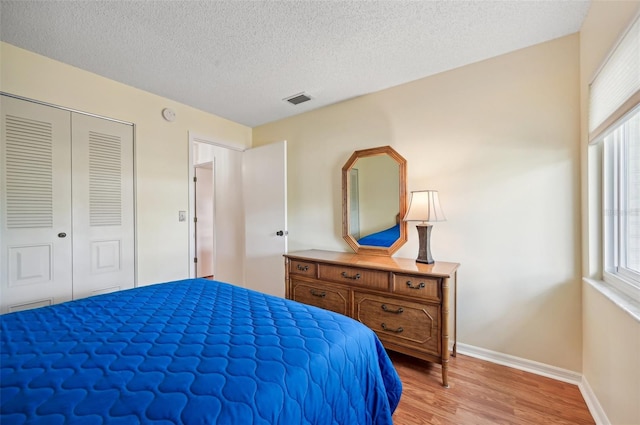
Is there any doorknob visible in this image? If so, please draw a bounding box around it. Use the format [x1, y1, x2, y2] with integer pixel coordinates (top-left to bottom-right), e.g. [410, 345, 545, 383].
[276, 230, 288, 236]
[58, 232, 67, 238]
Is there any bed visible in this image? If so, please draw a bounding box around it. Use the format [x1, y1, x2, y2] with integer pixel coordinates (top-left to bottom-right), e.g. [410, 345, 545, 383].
[357, 224, 400, 247]
[1, 278, 402, 424]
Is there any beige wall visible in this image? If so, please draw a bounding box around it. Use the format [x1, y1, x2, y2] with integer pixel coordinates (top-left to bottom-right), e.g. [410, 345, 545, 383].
[0, 42, 252, 286]
[255, 34, 582, 371]
[580, 2, 640, 424]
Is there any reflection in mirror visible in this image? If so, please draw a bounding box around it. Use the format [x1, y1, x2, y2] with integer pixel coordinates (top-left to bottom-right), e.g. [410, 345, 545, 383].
[342, 146, 407, 256]
[350, 155, 399, 246]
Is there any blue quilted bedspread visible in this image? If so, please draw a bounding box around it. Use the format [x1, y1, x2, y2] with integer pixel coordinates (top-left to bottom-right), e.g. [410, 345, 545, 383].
[357, 224, 400, 247]
[1, 279, 402, 424]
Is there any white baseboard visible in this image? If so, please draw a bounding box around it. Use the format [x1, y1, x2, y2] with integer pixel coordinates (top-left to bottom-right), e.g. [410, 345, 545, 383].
[455, 342, 582, 384]
[579, 376, 610, 425]
[455, 343, 609, 424]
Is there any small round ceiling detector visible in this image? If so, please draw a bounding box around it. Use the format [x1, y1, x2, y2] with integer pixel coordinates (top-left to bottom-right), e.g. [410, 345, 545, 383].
[162, 108, 176, 122]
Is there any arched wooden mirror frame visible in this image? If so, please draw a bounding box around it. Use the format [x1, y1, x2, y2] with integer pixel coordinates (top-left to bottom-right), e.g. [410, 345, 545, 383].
[342, 145, 407, 256]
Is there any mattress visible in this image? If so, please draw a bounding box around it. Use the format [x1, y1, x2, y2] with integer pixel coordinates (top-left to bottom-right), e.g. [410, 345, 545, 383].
[1, 278, 402, 424]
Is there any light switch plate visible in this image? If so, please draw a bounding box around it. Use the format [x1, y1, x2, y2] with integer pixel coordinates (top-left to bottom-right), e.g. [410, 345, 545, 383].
[179, 211, 186, 222]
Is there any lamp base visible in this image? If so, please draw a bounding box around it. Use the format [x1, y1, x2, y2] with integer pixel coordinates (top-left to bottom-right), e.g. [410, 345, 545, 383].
[415, 223, 434, 264]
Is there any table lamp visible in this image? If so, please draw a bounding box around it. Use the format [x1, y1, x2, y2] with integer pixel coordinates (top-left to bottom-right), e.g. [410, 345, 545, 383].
[403, 190, 446, 264]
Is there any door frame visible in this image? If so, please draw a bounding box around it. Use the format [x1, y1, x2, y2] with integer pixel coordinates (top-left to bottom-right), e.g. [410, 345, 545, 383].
[194, 162, 215, 278]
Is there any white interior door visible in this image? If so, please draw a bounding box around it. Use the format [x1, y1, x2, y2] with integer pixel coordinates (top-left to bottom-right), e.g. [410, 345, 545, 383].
[195, 164, 214, 278]
[70, 113, 135, 299]
[0, 95, 73, 313]
[243, 141, 287, 297]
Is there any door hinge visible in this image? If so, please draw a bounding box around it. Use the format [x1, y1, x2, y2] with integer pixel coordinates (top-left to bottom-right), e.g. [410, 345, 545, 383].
[194, 216, 198, 223]
[193, 176, 197, 182]
[194, 257, 198, 263]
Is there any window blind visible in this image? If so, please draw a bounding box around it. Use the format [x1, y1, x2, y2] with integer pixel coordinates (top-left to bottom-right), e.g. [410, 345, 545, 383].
[589, 14, 640, 142]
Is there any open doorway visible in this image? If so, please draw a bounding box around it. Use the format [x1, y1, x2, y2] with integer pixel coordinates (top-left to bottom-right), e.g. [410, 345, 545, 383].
[187, 133, 286, 291]
[194, 162, 214, 279]
[188, 134, 245, 284]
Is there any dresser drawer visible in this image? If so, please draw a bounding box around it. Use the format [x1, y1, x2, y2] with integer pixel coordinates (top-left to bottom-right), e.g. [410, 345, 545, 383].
[392, 274, 440, 301]
[353, 292, 440, 356]
[289, 259, 317, 278]
[318, 264, 389, 290]
[290, 280, 349, 316]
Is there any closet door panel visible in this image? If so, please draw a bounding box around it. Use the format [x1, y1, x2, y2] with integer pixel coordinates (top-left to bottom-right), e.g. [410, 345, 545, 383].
[0, 96, 73, 313]
[71, 113, 134, 299]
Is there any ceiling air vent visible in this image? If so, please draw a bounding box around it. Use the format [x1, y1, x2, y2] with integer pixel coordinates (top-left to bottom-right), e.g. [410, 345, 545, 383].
[284, 92, 312, 105]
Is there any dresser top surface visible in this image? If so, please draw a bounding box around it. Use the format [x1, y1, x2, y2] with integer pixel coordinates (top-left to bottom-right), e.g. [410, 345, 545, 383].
[285, 250, 459, 277]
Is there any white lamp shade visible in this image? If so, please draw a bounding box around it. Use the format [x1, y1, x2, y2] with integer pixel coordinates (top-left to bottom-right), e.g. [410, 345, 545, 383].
[403, 190, 446, 223]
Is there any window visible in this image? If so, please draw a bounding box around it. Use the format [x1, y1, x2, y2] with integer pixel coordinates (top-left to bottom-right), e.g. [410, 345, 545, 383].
[602, 107, 640, 300]
[589, 14, 640, 303]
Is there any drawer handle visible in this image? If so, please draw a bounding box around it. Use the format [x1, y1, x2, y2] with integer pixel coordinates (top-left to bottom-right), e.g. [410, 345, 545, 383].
[381, 304, 404, 314]
[381, 323, 404, 333]
[310, 289, 326, 298]
[341, 272, 361, 280]
[297, 264, 309, 271]
[406, 280, 426, 290]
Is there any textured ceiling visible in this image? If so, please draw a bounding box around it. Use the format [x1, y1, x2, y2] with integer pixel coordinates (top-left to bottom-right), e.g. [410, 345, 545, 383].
[0, 0, 591, 127]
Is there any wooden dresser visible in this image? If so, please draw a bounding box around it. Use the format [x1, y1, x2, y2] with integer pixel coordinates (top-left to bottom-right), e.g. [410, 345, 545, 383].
[284, 249, 459, 387]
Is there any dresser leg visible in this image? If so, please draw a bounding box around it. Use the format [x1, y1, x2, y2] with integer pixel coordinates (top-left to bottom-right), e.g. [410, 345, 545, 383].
[442, 363, 449, 388]
[452, 271, 458, 358]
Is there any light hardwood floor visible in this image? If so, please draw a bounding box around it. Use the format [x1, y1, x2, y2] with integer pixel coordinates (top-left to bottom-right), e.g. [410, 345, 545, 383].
[389, 351, 595, 425]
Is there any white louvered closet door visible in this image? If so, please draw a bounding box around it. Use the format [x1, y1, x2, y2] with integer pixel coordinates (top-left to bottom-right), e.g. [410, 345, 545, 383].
[0, 96, 74, 313]
[71, 113, 134, 299]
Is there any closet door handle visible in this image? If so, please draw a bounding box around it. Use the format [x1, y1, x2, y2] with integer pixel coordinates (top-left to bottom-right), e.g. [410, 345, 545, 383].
[57, 232, 67, 238]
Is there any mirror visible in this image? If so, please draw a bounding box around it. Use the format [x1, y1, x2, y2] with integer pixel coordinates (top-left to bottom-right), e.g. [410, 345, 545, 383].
[342, 146, 407, 256]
